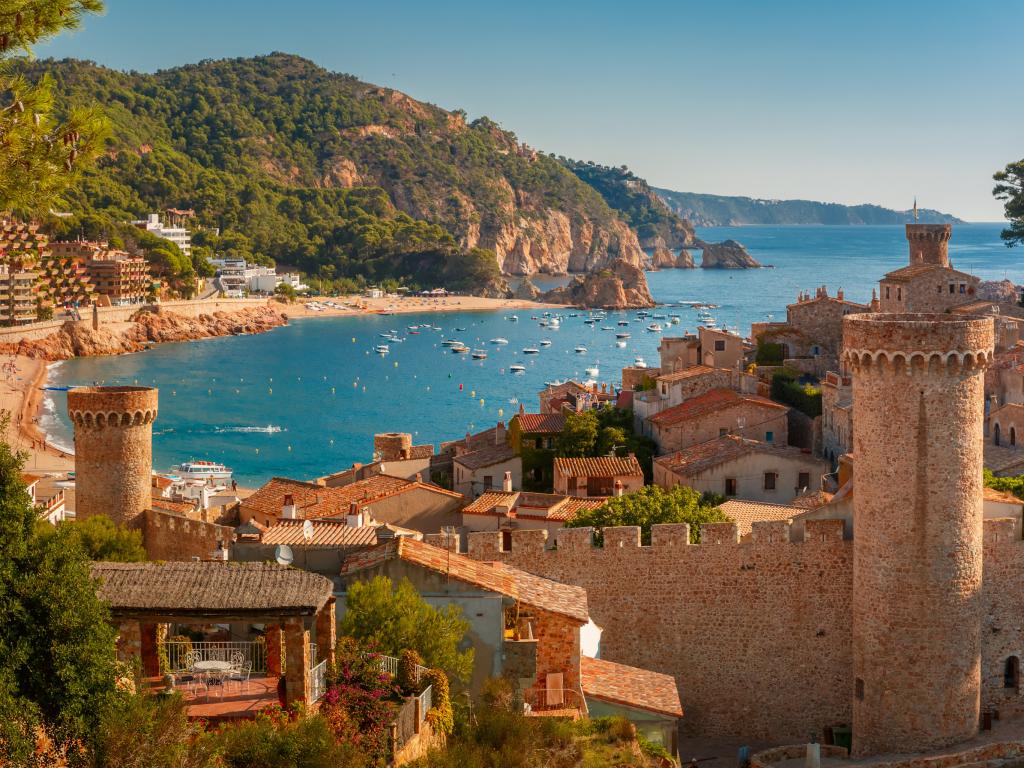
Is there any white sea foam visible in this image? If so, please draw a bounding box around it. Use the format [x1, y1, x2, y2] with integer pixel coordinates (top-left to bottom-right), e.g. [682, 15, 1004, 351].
[214, 425, 285, 434]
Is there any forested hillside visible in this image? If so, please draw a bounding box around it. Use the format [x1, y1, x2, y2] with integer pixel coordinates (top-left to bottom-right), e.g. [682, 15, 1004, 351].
[19, 54, 651, 292]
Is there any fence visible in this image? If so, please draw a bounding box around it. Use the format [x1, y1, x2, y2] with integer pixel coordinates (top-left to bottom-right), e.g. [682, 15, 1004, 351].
[310, 658, 329, 703]
[417, 684, 433, 725]
[162, 640, 266, 674]
[522, 686, 585, 713]
[376, 653, 430, 681]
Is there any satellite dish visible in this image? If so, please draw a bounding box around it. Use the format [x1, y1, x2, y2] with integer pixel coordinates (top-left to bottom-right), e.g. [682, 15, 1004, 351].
[274, 544, 294, 566]
[302, 519, 314, 541]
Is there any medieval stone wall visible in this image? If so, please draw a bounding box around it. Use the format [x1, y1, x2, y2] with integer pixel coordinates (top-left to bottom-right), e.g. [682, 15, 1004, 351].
[652, 401, 789, 454]
[138, 508, 229, 561]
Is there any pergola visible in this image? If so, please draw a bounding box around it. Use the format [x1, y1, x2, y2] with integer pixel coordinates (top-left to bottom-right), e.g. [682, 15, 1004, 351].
[91, 561, 336, 708]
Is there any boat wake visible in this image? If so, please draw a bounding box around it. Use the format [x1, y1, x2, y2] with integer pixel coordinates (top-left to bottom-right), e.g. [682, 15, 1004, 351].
[213, 425, 285, 434]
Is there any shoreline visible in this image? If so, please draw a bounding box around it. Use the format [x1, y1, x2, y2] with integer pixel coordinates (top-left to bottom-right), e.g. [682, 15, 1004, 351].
[282, 294, 566, 318]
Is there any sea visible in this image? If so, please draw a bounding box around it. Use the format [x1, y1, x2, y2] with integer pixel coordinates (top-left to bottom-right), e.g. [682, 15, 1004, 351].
[41, 224, 1021, 486]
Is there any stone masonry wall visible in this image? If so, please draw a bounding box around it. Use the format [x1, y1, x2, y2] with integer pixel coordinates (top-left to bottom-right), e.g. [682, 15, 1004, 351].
[138, 508, 230, 561]
[530, 607, 583, 700]
[652, 402, 789, 454]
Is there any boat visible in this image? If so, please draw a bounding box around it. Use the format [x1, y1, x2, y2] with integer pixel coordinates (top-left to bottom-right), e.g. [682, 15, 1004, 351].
[653, 314, 667, 319]
[617, 320, 629, 326]
[508, 315, 519, 322]
[455, 327, 467, 332]
[616, 332, 631, 339]
[471, 349, 488, 359]
[540, 339, 552, 347]
[378, 332, 392, 338]
[523, 347, 540, 355]
[172, 460, 233, 480]
[601, 326, 613, 331]
[407, 325, 419, 331]
[637, 311, 650, 318]
[585, 365, 600, 377]
[374, 344, 390, 354]
[451, 343, 470, 354]
[545, 379, 566, 387]
[575, 346, 587, 353]
[509, 364, 526, 374]
[549, 317, 561, 327]
[489, 338, 509, 345]
[441, 339, 461, 347]
[615, 341, 627, 348]
[634, 356, 647, 368]
[647, 323, 663, 332]
[670, 316, 681, 325]
[583, 318, 598, 325]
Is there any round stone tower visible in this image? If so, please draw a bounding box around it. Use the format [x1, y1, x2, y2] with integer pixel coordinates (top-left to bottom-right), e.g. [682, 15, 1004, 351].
[843, 313, 993, 756]
[374, 432, 412, 461]
[905, 223, 951, 267]
[67, 386, 158, 526]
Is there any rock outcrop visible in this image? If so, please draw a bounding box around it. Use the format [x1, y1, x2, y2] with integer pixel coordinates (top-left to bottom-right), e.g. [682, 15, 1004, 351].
[698, 239, 762, 269]
[541, 259, 655, 309]
[978, 279, 1021, 304]
[1, 305, 288, 361]
[649, 245, 695, 270]
[513, 277, 541, 300]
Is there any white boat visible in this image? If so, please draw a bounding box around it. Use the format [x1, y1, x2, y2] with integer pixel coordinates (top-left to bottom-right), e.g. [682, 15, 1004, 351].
[575, 346, 587, 353]
[616, 332, 631, 339]
[548, 317, 561, 327]
[172, 460, 233, 480]
[615, 340, 627, 348]
[489, 338, 509, 345]
[509, 364, 526, 374]
[471, 349, 488, 359]
[617, 320, 629, 326]
[647, 323, 663, 332]
[451, 343, 470, 354]
[407, 325, 419, 330]
[441, 339, 461, 347]
[508, 315, 519, 322]
[540, 339, 552, 346]
[523, 347, 539, 355]
[585, 365, 600, 377]
[374, 344, 390, 354]
[634, 356, 647, 368]
[670, 316, 681, 325]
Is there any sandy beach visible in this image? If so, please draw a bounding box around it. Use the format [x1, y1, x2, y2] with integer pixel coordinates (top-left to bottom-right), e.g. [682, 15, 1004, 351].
[0, 354, 74, 474]
[283, 293, 565, 318]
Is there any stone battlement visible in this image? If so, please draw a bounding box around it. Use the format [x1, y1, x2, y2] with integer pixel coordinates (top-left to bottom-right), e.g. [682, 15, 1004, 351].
[67, 386, 159, 428]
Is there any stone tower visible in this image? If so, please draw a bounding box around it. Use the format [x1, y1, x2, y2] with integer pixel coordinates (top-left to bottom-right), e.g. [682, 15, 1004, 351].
[843, 313, 993, 756]
[906, 223, 951, 267]
[67, 386, 158, 526]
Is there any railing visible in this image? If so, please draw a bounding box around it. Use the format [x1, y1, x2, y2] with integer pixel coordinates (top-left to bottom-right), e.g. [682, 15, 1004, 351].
[417, 684, 433, 725]
[162, 640, 266, 673]
[393, 695, 419, 750]
[522, 687, 585, 714]
[376, 653, 430, 681]
[310, 658, 328, 702]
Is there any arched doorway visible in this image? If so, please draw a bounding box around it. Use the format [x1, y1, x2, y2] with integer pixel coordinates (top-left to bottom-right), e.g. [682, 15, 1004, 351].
[995, 423, 1002, 446]
[1012, 427, 1017, 447]
[1005, 656, 1020, 691]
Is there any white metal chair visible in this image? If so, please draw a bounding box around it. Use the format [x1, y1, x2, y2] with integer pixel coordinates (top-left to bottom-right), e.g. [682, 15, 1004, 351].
[227, 660, 253, 693]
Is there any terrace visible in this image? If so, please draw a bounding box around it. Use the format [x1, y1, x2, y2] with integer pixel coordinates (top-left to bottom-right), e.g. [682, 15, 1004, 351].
[91, 561, 336, 722]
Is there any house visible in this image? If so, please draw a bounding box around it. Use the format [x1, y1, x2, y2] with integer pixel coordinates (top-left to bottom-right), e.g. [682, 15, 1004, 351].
[985, 443, 1024, 477]
[715, 499, 807, 541]
[538, 380, 614, 415]
[508, 409, 568, 490]
[553, 455, 644, 498]
[340, 537, 594, 701]
[633, 365, 759, 435]
[318, 432, 434, 487]
[452, 442, 520, 499]
[647, 388, 789, 454]
[983, 487, 1024, 522]
[461, 491, 605, 535]
[879, 263, 979, 314]
[239, 474, 463, 534]
[820, 370, 853, 465]
[24, 473, 67, 524]
[657, 326, 746, 373]
[653, 435, 828, 503]
[989, 402, 1024, 449]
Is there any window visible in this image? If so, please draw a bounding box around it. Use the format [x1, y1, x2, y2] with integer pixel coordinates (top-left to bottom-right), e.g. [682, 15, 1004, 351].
[1006, 657, 1021, 690]
[535, 437, 543, 449]
[661, 384, 667, 395]
[855, 678, 864, 701]
[765, 430, 774, 443]
[1013, 428, 1017, 447]
[949, 283, 955, 294]
[725, 478, 737, 496]
[798, 471, 810, 489]
[938, 284, 943, 294]
[714, 339, 726, 351]
[995, 423, 1002, 446]
[763, 472, 777, 491]
[885, 286, 890, 299]
[501, 530, 512, 553]
[483, 475, 493, 490]
[719, 428, 729, 437]
[897, 287, 902, 301]
[960, 283, 966, 294]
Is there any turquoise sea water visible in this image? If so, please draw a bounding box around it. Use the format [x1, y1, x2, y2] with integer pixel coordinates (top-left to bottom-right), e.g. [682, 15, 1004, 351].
[43, 224, 1019, 485]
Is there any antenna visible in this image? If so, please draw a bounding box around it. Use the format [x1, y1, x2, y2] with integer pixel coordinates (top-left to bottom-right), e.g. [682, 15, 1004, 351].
[302, 519, 314, 542]
[274, 544, 294, 566]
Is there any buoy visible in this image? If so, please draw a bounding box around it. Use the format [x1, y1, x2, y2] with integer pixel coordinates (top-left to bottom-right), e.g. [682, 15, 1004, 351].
[394, 361, 398, 367]
[459, 383, 464, 391]
[172, 390, 176, 396]
[208, 389, 211, 395]
[268, 388, 273, 395]
[352, 337, 356, 343]
[329, 438, 334, 445]
[255, 448, 259, 454]
[287, 445, 292, 451]
[479, 398, 484, 406]
[331, 387, 335, 394]
[498, 408, 504, 417]
[470, 390, 475, 397]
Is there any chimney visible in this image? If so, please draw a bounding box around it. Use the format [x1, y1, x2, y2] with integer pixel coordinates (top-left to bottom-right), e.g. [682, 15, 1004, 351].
[494, 421, 506, 445]
[837, 288, 844, 301]
[346, 501, 361, 527]
[503, 470, 513, 493]
[415, 472, 423, 483]
[614, 479, 624, 497]
[362, 508, 372, 527]
[281, 493, 297, 519]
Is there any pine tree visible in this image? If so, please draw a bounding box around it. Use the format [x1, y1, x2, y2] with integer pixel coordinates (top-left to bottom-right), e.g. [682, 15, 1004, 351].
[994, 159, 1024, 248]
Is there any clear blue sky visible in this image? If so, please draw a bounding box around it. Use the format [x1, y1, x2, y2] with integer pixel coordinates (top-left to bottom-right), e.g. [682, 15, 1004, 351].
[38, 0, 1022, 221]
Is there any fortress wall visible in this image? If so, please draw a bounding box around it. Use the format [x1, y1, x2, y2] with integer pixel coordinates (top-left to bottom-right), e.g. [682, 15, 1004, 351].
[139, 508, 231, 561]
[982, 517, 1024, 715]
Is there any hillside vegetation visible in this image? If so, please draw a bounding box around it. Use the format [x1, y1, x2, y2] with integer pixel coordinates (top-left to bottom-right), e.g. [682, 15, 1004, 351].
[18, 54, 651, 291]
[656, 188, 963, 226]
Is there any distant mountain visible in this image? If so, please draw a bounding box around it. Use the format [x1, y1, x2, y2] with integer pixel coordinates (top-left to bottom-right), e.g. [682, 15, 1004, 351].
[654, 189, 963, 227]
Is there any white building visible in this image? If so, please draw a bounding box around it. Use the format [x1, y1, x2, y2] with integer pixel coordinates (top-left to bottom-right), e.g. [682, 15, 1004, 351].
[133, 213, 191, 258]
[210, 258, 306, 297]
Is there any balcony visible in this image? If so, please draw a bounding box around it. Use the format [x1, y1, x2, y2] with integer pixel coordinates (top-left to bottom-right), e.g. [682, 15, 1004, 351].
[523, 685, 585, 718]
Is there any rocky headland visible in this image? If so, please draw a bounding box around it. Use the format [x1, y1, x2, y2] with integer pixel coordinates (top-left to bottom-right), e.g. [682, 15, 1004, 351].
[540, 259, 655, 309]
[649, 245, 696, 270]
[0, 305, 288, 361]
[698, 239, 762, 269]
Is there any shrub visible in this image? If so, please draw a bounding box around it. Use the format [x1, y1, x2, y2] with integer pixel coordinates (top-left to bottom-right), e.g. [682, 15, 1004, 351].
[397, 649, 425, 696]
[756, 340, 785, 365]
[770, 369, 822, 418]
[424, 668, 453, 736]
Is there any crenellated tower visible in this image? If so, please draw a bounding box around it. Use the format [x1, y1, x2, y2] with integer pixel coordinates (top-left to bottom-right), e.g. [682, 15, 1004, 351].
[843, 313, 993, 756]
[905, 223, 951, 267]
[67, 386, 158, 526]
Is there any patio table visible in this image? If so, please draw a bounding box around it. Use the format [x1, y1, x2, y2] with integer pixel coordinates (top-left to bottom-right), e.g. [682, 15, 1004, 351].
[193, 659, 233, 699]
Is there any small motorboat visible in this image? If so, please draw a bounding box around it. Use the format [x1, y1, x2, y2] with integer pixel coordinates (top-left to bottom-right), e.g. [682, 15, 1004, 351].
[509, 364, 526, 374]
[455, 327, 467, 332]
[615, 340, 627, 348]
[441, 339, 461, 347]
[575, 346, 588, 354]
[617, 320, 630, 326]
[647, 323, 663, 332]
[634, 356, 647, 368]
[508, 315, 519, 322]
[471, 349, 488, 360]
[490, 338, 509, 345]
[523, 347, 540, 355]
[540, 339, 552, 347]
[616, 332, 631, 339]
[601, 326, 613, 331]
[585, 364, 600, 377]
[451, 343, 470, 354]
[374, 344, 390, 354]
[583, 318, 598, 325]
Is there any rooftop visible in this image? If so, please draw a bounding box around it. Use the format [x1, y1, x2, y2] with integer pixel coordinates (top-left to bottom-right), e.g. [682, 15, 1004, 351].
[790, 488, 834, 510]
[649, 388, 785, 428]
[554, 455, 644, 479]
[655, 364, 718, 384]
[580, 656, 683, 719]
[462, 491, 605, 521]
[453, 442, 516, 470]
[655, 435, 818, 477]
[984, 486, 1023, 505]
[341, 538, 589, 623]
[259, 519, 380, 548]
[515, 412, 568, 434]
[882, 263, 974, 283]
[717, 499, 804, 538]
[91, 561, 334, 617]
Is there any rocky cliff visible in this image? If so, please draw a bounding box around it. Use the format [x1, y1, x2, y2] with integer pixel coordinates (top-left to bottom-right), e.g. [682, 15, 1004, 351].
[541, 259, 655, 309]
[650, 245, 696, 269]
[513, 277, 541, 300]
[1, 305, 287, 361]
[978, 280, 1021, 304]
[698, 239, 762, 269]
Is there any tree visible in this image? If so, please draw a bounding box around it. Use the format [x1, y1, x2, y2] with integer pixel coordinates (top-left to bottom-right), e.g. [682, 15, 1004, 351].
[555, 411, 598, 458]
[36, 515, 146, 561]
[0, 419, 119, 753]
[994, 159, 1024, 247]
[596, 425, 628, 457]
[339, 575, 473, 681]
[565, 485, 728, 545]
[274, 281, 297, 302]
[0, 0, 107, 214]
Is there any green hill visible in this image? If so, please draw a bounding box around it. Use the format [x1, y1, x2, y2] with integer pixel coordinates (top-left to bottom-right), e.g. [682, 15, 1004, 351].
[18, 54, 650, 292]
[655, 189, 963, 226]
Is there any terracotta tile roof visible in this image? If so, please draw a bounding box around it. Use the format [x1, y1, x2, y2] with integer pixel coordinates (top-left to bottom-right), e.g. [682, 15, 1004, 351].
[655, 364, 718, 383]
[150, 495, 197, 515]
[341, 538, 589, 623]
[20, 473, 43, 486]
[243, 474, 460, 522]
[259, 519, 380, 548]
[717, 499, 803, 538]
[453, 442, 516, 470]
[461, 491, 604, 522]
[950, 300, 999, 314]
[984, 444, 1024, 475]
[790, 488, 834, 510]
[882, 263, 974, 283]
[464, 425, 502, 451]
[580, 656, 683, 718]
[787, 295, 869, 311]
[462, 491, 519, 516]
[542, 381, 589, 397]
[984, 486, 1023, 505]
[515, 412, 567, 434]
[152, 475, 175, 490]
[555, 497, 606, 520]
[655, 435, 818, 477]
[409, 444, 435, 459]
[649, 388, 785, 427]
[554, 455, 643, 479]
[91, 561, 334, 616]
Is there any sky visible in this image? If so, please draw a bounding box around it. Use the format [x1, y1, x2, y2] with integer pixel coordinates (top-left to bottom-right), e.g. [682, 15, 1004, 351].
[38, 0, 1024, 221]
